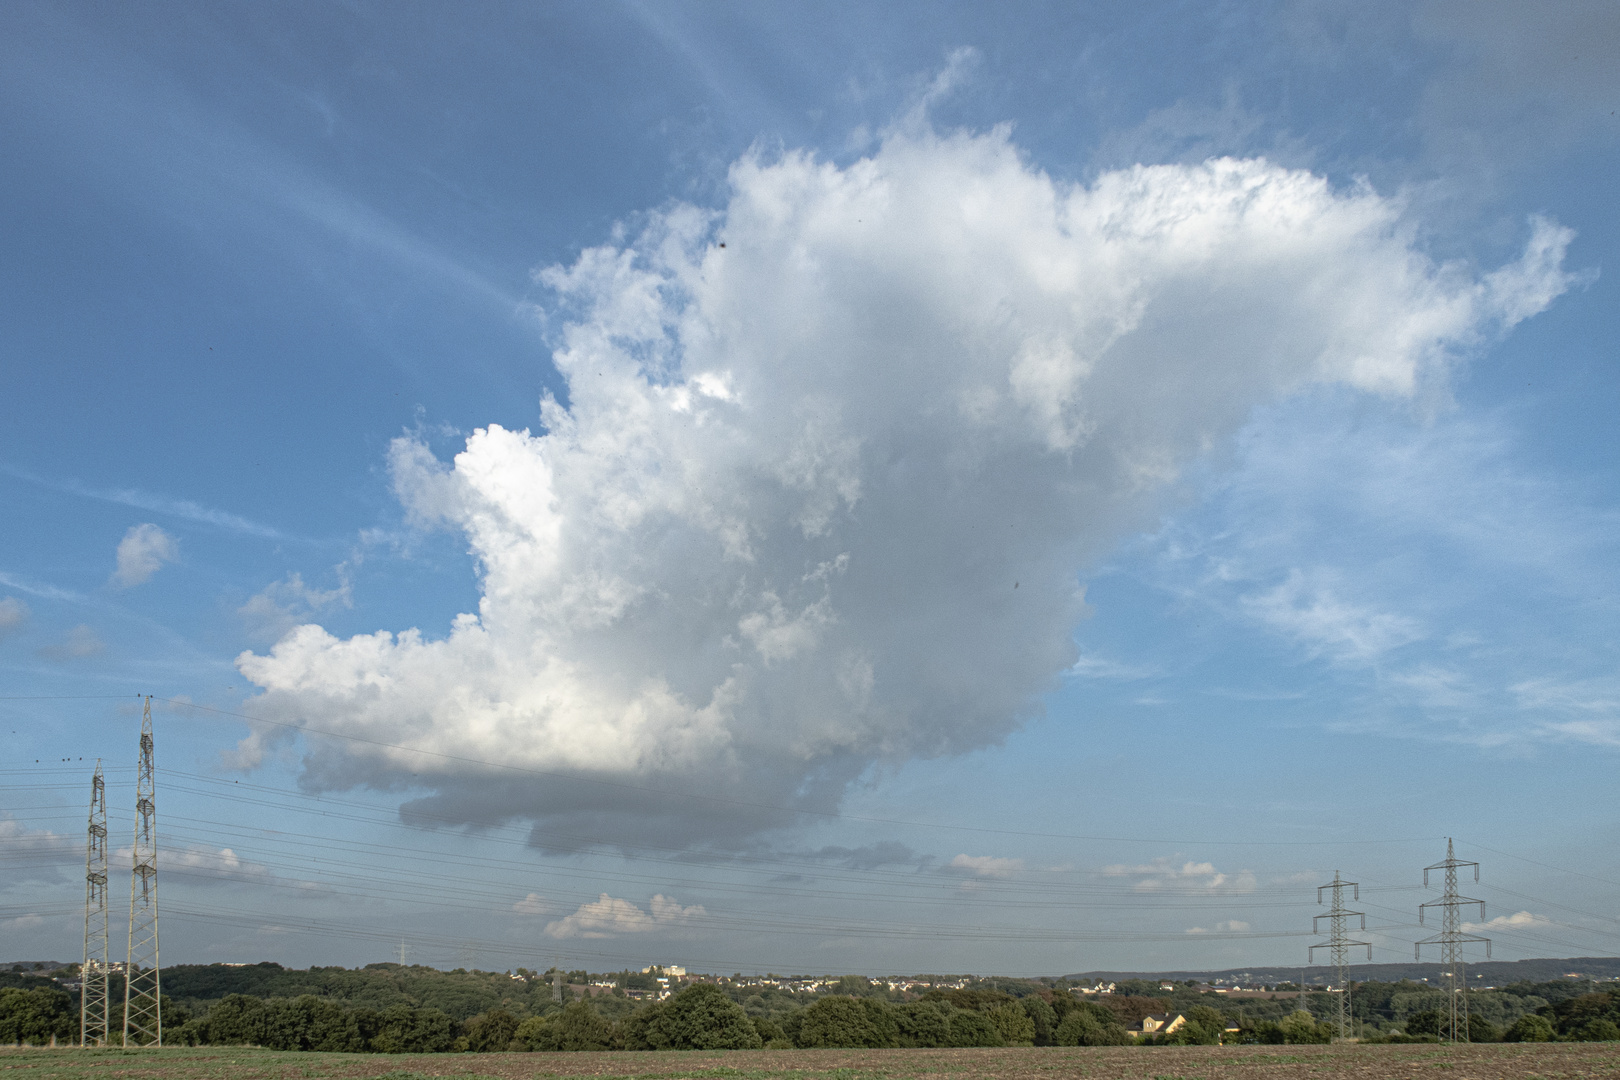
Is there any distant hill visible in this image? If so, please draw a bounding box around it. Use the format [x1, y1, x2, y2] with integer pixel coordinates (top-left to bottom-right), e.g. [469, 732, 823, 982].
[2, 961, 71, 974]
[1065, 956, 1620, 986]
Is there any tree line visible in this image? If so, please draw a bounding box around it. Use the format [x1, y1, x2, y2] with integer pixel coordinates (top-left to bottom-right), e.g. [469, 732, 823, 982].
[5, 966, 1617, 1050]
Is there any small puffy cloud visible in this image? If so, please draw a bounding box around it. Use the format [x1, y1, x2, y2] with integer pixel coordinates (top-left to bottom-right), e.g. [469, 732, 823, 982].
[0, 596, 28, 639]
[234, 119, 1579, 849]
[2, 913, 47, 932]
[947, 854, 1025, 878]
[36, 624, 105, 661]
[239, 571, 353, 643]
[1103, 858, 1258, 894]
[1187, 920, 1252, 934]
[1463, 910, 1555, 934]
[543, 893, 706, 939]
[512, 892, 553, 916]
[112, 523, 178, 587]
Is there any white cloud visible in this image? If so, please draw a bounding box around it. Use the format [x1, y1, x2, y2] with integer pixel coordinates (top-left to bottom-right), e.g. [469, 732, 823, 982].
[111, 523, 178, 587]
[1, 914, 46, 932]
[947, 854, 1025, 878]
[115, 841, 292, 888]
[512, 892, 552, 916]
[1187, 920, 1252, 934]
[239, 570, 353, 643]
[0, 819, 76, 885]
[543, 893, 706, 939]
[1103, 858, 1258, 894]
[36, 624, 105, 661]
[235, 121, 1577, 847]
[1463, 910, 1554, 934]
[0, 596, 28, 639]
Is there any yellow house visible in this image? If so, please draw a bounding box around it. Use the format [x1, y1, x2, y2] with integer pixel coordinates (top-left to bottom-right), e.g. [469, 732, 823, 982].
[1135, 1013, 1186, 1037]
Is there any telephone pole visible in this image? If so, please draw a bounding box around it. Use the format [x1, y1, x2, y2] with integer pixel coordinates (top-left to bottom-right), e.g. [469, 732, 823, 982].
[1309, 871, 1371, 1041]
[123, 697, 161, 1047]
[81, 761, 110, 1047]
[1415, 838, 1490, 1043]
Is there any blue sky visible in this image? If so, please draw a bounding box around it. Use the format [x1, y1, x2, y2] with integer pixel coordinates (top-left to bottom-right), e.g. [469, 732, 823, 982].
[3, 1, 1618, 977]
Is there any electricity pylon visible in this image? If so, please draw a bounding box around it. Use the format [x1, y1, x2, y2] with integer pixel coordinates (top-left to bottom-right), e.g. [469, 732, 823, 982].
[1309, 871, 1371, 1041]
[81, 761, 110, 1047]
[123, 697, 161, 1047]
[1415, 838, 1490, 1044]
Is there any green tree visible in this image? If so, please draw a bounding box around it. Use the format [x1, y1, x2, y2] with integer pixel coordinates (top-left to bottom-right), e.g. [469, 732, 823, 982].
[1021, 995, 1057, 1045]
[987, 1001, 1035, 1045]
[751, 1014, 789, 1047]
[1575, 1018, 1620, 1042]
[945, 1008, 1006, 1047]
[260, 995, 364, 1051]
[1503, 1013, 1555, 1042]
[894, 1001, 950, 1047]
[553, 1000, 616, 1050]
[513, 1014, 556, 1050]
[199, 993, 268, 1046]
[629, 984, 759, 1050]
[1053, 1003, 1130, 1047]
[795, 996, 895, 1048]
[1277, 1009, 1331, 1045]
[0, 986, 75, 1046]
[1175, 1005, 1227, 1045]
[464, 1008, 520, 1052]
[371, 1005, 457, 1052]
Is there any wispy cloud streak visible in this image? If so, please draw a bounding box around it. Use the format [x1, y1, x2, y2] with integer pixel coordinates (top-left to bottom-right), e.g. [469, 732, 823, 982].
[1, 464, 297, 542]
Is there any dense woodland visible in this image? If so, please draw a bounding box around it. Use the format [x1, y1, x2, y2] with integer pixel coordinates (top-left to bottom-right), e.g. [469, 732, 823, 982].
[4, 964, 1618, 1050]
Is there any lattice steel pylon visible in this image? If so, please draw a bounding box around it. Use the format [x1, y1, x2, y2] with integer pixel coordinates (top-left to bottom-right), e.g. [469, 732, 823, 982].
[1309, 871, 1371, 1041]
[1415, 838, 1490, 1044]
[123, 697, 161, 1047]
[81, 760, 110, 1047]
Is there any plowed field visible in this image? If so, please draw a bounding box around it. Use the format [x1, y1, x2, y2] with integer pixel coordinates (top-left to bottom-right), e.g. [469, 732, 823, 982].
[4, 1043, 1618, 1080]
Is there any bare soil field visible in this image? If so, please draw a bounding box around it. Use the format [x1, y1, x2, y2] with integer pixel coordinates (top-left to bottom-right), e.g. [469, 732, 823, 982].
[4, 1043, 1620, 1080]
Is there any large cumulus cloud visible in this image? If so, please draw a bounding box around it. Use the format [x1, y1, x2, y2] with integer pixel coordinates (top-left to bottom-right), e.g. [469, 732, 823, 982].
[237, 126, 1575, 848]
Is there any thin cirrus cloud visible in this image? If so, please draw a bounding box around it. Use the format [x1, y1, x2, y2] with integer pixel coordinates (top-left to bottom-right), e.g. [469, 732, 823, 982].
[233, 118, 1579, 851]
[1136, 383, 1617, 747]
[238, 570, 354, 644]
[111, 523, 178, 588]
